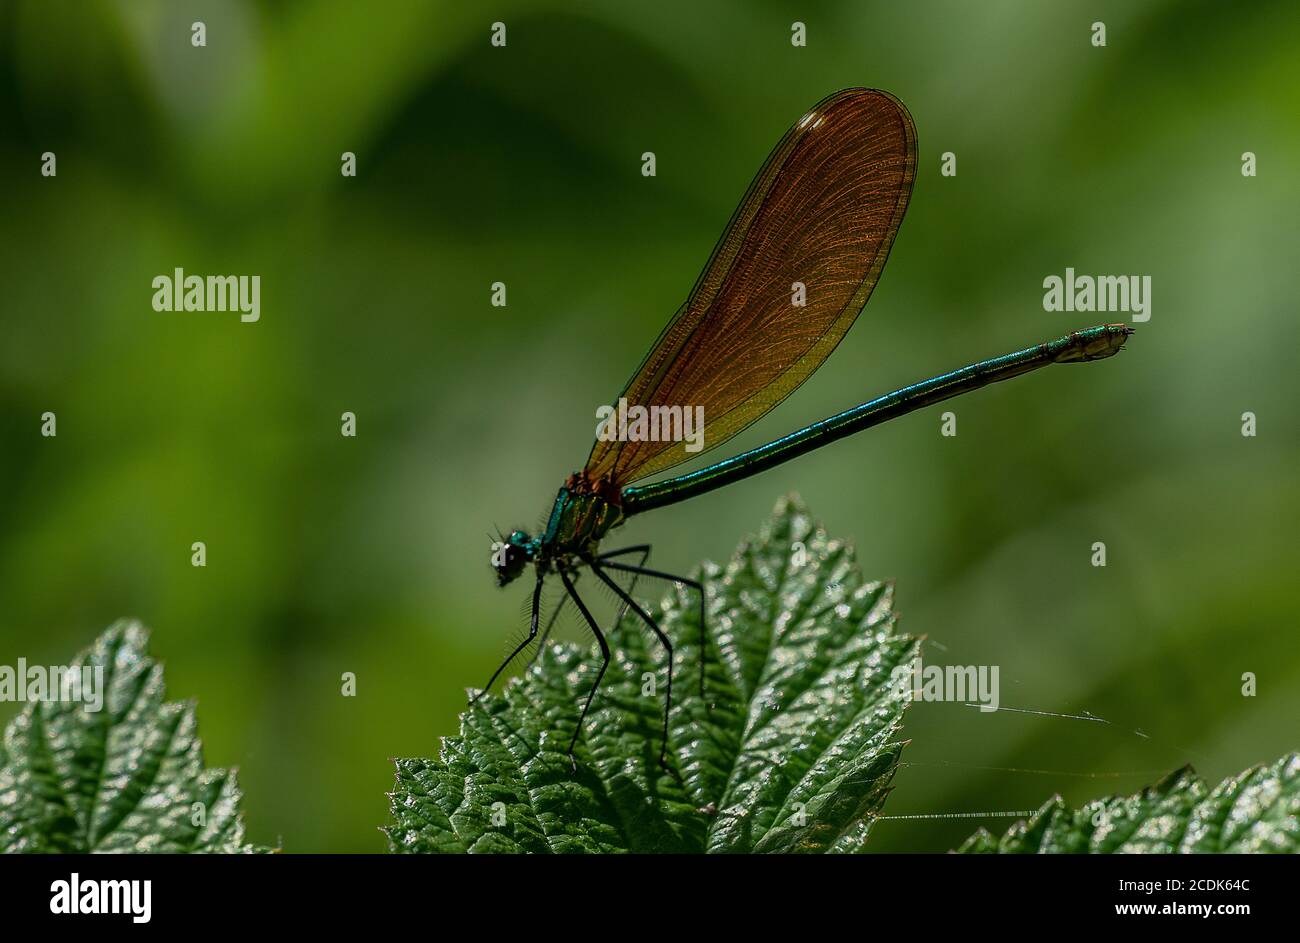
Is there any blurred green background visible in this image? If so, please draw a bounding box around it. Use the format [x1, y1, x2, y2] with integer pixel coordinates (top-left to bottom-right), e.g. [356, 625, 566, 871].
[1, 0, 1296, 853]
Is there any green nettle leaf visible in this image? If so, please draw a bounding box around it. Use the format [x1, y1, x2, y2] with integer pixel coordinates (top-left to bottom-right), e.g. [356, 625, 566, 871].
[958, 754, 1300, 853]
[386, 495, 920, 853]
[0, 621, 268, 853]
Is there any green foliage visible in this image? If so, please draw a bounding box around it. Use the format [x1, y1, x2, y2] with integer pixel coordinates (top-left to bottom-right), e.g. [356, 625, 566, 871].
[385, 496, 920, 853]
[959, 754, 1300, 853]
[0, 621, 268, 853]
[3, 512, 1293, 856]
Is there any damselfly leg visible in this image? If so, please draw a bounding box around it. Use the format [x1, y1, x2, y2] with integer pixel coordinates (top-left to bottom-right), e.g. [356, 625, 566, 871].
[470, 571, 543, 704]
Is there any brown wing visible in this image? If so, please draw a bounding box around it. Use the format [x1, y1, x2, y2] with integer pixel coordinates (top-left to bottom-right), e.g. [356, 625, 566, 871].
[584, 88, 917, 486]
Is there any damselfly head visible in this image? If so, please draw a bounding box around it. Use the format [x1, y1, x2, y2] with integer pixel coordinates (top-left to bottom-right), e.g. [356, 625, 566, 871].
[491, 529, 535, 586]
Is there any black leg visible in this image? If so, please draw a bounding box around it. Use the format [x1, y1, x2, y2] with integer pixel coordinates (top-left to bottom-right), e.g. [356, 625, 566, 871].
[598, 544, 651, 562]
[595, 544, 650, 633]
[523, 546, 649, 676]
[526, 549, 645, 668]
[588, 559, 675, 772]
[527, 588, 569, 667]
[470, 570, 544, 704]
[600, 559, 707, 699]
[559, 566, 610, 771]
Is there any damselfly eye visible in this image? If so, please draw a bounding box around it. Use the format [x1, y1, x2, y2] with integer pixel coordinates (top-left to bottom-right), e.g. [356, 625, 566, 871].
[491, 532, 533, 586]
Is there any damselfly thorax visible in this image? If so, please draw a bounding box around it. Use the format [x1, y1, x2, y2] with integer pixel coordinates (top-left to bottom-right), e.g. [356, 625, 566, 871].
[492, 471, 625, 584]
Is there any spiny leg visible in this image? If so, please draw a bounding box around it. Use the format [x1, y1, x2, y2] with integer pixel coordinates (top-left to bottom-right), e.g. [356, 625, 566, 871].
[600, 559, 707, 699]
[595, 544, 650, 634]
[558, 565, 610, 771]
[529, 547, 647, 668]
[470, 569, 544, 704]
[527, 587, 570, 668]
[599, 544, 652, 563]
[588, 559, 675, 772]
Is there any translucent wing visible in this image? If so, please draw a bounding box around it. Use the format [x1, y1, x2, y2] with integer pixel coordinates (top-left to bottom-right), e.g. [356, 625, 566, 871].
[584, 88, 916, 486]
